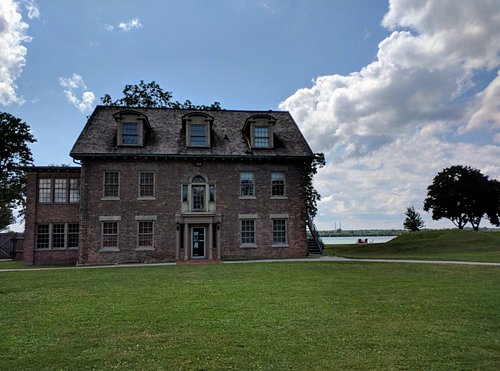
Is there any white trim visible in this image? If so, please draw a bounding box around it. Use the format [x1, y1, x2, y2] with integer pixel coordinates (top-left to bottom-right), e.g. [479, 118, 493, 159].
[99, 216, 122, 221]
[238, 214, 258, 219]
[135, 215, 157, 221]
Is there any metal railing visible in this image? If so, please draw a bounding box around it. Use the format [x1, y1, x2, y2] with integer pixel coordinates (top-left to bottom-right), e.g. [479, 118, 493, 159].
[306, 214, 324, 253]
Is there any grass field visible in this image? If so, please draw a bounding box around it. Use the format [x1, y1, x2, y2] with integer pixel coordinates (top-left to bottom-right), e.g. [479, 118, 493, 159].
[325, 229, 500, 262]
[1, 262, 499, 370]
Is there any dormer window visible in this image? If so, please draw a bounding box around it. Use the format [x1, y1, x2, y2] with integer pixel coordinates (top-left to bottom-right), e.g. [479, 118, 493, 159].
[254, 126, 270, 147]
[244, 114, 276, 149]
[189, 124, 208, 146]
[122, 122, 139, 145]
[113, 110, 150, 147]
[183, 113, 213, 148]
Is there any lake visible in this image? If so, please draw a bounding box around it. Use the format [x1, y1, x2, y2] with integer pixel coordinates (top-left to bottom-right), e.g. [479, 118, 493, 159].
[321, 236, 397, 245]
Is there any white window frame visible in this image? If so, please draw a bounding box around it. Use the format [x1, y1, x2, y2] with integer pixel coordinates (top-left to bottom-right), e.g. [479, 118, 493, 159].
[102, 171, 120, 199]
[35, 223, 79, 250]
[138, 171, 155, 199]
[271, 172, 286, 198]
[271, 215, 289, 247]
[239, 214, 257, 248]
[239, 172, 255, 198]
[99, 216, 121, 251]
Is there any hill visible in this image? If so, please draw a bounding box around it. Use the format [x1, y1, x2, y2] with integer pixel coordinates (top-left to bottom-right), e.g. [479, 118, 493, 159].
[324, 229, 500, 262]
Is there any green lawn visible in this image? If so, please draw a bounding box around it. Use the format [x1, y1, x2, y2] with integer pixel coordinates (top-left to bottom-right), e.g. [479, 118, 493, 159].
[1, 262, 499, 370]
[325, 229, 500, 262]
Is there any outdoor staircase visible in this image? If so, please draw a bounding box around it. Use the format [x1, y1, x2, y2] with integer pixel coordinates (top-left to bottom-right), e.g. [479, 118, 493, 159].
[306, 215, 324, 255]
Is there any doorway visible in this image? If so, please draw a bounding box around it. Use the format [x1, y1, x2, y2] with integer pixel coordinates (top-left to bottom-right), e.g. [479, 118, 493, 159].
[191, 227, 205, 258]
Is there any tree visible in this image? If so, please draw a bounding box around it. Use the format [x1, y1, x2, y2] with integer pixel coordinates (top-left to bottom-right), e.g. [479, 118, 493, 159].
[403, 205, 425, 232]
[423, 165, 500, 230]
[304, 153, 326, 218]
[100, 80, 222, 110]
[0, 112, 36, 230]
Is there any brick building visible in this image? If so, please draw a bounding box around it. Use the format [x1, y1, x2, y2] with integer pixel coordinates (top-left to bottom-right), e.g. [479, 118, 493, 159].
[23, 106, 323, 265]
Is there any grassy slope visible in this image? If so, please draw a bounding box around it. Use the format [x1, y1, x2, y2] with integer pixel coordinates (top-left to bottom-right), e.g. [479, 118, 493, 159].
[325, 229, 500, 262]
[1, 263, 499, 370]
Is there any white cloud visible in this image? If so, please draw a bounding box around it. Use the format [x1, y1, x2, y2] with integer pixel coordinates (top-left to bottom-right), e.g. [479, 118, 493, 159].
[280, 0, 500, 229]
[0, 0, 32, 106]
[22, 0, 40, 19]
[106, 18, 143, 32]
[58, 73, 95, 112]
[464, 72, 500, 132]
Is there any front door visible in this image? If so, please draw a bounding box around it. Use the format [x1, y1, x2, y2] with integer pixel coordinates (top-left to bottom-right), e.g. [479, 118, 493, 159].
[191, 227, 205, 258]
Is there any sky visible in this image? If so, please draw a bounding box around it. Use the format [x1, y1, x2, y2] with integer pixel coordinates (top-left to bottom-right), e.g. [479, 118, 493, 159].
[1, 0, 499, 231]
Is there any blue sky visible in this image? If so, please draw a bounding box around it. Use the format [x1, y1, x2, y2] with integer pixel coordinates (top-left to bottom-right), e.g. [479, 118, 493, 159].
[2, 0, 500, 230]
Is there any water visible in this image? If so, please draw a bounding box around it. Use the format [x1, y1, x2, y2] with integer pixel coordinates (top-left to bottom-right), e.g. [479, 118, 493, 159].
[321, 236, 397, 245]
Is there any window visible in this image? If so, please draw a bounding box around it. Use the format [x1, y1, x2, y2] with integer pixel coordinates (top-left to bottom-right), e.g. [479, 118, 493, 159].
[69, 179, 80, 203]
[184, 113, 213, 147]
[240, 172, 255, 197]
[68, 224, 79, 248]
[121, 122, 139, 145]
[102, 222, 119, 249]
[38, 179, 52, 203]
[189, 124, 208, 146]
[36, 224, 50, 249]
[271, 172, 285, 196]
[103, 171, 119, 198]
[272, 219, 288, 245]
[209, 185, 216, 202]
[254, 126, 270, 147]
[54, 179, 67, 203]
[138, 221, 154, 248]
[52, 224, 66, 248]
[35, 223, 79, 249]
[182, 175, 216, 212]
[240, 219, 256, 245]
[139, 172, 155, 198]
[114, 111, 148, 146]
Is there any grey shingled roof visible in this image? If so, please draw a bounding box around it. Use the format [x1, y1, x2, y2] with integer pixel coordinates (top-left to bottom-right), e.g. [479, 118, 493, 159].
[70, 106, 313, 160]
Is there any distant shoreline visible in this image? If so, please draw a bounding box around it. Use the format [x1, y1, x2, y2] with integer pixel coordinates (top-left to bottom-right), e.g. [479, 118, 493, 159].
[319, 228, 499, 237]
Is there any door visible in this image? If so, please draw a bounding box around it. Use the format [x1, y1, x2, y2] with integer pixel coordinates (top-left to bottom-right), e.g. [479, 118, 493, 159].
[191, 227, 205, 258]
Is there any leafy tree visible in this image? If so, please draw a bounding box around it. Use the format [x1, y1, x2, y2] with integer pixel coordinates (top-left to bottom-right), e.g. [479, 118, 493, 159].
[305, 153, 326, 218]
[100, 80, 222, 110]
[0, 112, 36, 230]
[403, 205, 425, 232]
[423, 165, 500, 230]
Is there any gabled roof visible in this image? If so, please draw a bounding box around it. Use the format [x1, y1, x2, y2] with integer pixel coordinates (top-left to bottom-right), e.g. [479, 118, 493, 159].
[70, 106, 313, 160]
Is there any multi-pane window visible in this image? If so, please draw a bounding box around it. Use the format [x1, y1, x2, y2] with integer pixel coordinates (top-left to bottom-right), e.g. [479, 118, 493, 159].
[54, 179, 67, 203]
[69, 179, 80, 203]
[38, 179, 52, 203]
[240, 172, 255, 197]
[102, 222, 119, 249]
[182, 184, 189, 202]
[139, 172, 154, 198]
[254, 127, 270, 147]
[122, 122, 139, 145]
[52, 224, 66, 248]
[38, 178, 80, 203]
[271, 172, 285, 196]
[36, 223, 79, 249]
[272, 219, 287, 245]
[192, 185, 206, 211]
[138, 221, 154, 248]
[189, 124, 207, 146]
[36, 224, 50, 248]
[241, 219, 256, 245]
[103, 171, 119, 198]
[68, 224, 79, 248]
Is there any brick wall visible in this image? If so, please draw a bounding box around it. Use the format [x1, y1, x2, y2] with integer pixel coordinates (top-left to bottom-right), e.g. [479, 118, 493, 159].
[79, 158, 308, 265]
[23, 168, 81, 265]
